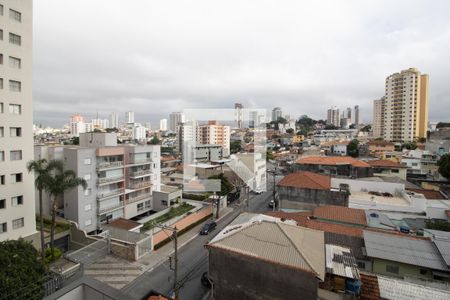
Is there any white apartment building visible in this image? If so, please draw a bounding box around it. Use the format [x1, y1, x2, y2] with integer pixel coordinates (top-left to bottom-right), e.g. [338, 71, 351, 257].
[234, 103, 243, 129]
[326, 106, 340, 127]
[372, 97, 384, 138]
[0, 0, 36, 241]
[159, 118, 167, 131]
[133, 125, 146, 140]
[35, 133, 161, 233]
[271, 107, 282, 122]
[354, 105, 360, 125]
[383, 68, 429, 142]
[125, 111, 135, 124]
[110, 112, 119, 129]
[169, 112, 184, 132]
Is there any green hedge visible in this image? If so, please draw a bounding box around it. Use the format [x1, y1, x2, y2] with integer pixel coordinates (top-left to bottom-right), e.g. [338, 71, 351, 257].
[141, 203, 195, 232]
[153, 213, 213, 250]
[182, 193, 211, 201]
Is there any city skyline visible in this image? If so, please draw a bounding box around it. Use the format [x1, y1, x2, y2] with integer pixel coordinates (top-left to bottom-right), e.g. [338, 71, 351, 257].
[33, 0, 450, 127]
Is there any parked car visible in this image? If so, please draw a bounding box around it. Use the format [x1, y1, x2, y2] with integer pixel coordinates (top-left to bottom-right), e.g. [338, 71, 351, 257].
[201, 272, 212, 288]
[200, 221, 217, 235]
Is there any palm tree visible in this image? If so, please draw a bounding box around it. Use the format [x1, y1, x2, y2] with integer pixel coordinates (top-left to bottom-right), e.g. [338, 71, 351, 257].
[27, 159, 61, 259]
[45, 163, 87, 261]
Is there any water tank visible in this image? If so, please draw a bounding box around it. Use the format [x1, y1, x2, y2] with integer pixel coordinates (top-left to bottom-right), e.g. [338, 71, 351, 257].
[346, 279, 362, 295]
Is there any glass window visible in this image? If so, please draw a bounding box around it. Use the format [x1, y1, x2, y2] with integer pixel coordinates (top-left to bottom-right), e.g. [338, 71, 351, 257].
[9, 56, 21, 69]
[12, 218, 24, 229]
[386, 265, 399, 274]
[9, 104, 21, 115]
[10, 173, 22, 183]
[0, 199, 5, 209]
[0, 53, 3, 64]
[137, 203, 144, 211]
[0, 223, 7, 234]
[0, 127, 4, 137]
[0, 151, 4, 162]
[9, 9, 21, 22]
[10, 150, 22, 161]
[11, 195, 23, 206]
[9, 33, 21, 46]
[9, 80, 21, 92]
[10, 127, 22, 137]
[84, 158, 91, 165]
[0, 175, 4, 185]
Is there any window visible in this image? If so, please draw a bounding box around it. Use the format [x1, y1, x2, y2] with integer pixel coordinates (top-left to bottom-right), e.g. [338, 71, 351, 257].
[12, 218, 24, 229]
[0, 223, 6, 234]
[0, 102, 3, 112]
[0, 5, 3, 15]
[0, 127, 3, 137]
[137, 203, 144, 212]
[84, 204, 91, 211]
[11, 195, 23, 206]
[0, 199, 5, 209]
[9, 104, 21, 115]
[145, 200, 151, 208]
[0, 175, 4, 185]
[9, 9, 21, 22]
[386, 265, 399, 274]
[0, 79, 3, 89]
[84, 158, 91, 165]
[0, 53, 3, 64]
[0, 29, 3, 40]
[0, 151, 4, 162]
[357, 261, 366, 269]
[10, 150, 22, 161]
[11, 173, 23, 183]
[85, 219, 92, 226]
[9, 80, 21, 92]
[9, 56, 21, 69]
[84, 188, 91, 196]
[420, 269, 427, 275]
[84, 174, 91, 181]
[9, 33, 21, 46]
[10, 127, 22, 137]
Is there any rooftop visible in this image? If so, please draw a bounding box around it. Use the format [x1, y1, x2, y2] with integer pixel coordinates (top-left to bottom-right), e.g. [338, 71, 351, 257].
[208, 219, 325, 280]
[296, 156, 371, 168]
[349, 191, 410, 206]
[367, 140, 395, 146]
[407, 188, 448, 200]
[363, 230, 449, 271]
[367, 159, 406, 168]
[276, 171, 331, 190]
[325, 244, 360, 280]
[107, 218, 142, 231]
[313, 205, 368, 226]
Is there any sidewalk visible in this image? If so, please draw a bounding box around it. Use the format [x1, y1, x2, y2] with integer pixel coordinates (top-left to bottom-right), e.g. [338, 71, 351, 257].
[137, 206, 235, 272]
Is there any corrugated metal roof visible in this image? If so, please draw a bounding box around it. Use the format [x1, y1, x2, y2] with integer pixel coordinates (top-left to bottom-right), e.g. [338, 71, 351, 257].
[425, 230, 450, 267]
[363, 231, 449, 271]
[377, 275, 450, 300]
[325, 244, 360, 280]
[209, 220, 325, 280]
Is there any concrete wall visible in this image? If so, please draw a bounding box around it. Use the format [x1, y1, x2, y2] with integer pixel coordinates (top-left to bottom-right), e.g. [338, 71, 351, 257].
[295, 164, 372, 178]
[331, 178, 404, 194]
[372, 258, 433, 280]
[208, 246, 318, 300]
[152, 204, 212, 246]
[278, 187, 348, 210]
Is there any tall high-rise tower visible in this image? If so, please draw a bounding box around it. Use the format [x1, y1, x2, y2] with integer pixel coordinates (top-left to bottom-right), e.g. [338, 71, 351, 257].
[372, 97, 385, 138]
[0, 0, 36, 241]
[234, 103, 243, 129]
[354, 105, 360, 125]
[326, 106, 340, 127]
[383, 68, 429, 142]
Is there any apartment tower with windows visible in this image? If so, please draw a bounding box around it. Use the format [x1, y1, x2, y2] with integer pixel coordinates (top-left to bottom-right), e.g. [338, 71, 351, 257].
[383, 68, 429, 142]
[0, 0, 36, 241]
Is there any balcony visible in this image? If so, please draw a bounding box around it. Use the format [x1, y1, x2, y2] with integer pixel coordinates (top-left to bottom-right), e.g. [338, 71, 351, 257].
[129, 181, 152, 190]
[97, 188, 124, 199]
[129, 169, 152, 178]
[128, 157, 152, 165]
[127, 193, 151, 204]
[97, 176, 124, 185]
[97, 201, 124, 214]
[96, 161, 123, 171]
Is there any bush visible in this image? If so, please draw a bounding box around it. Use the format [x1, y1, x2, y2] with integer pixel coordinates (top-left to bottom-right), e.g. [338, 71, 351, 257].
[44, 247, 62, 264]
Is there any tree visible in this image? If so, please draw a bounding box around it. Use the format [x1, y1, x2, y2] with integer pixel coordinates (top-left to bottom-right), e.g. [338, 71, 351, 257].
[401, 141, 417, 150]
[230, 140, 242, 154]
[417, 137, 426, 143]
[347, 139, 359, 157]
[266, 149, 274, 161]
[148, 136, 161, 145]
[27, 159, 62, 259]
[0, 239, 47, 299]
[72, 137, 79, 145]
[438, 153, 450, 180]
[286, 128, 294, 134]
[324, 124, 339, 130]
[425, 219, 450, 232]
[360, 125, 371, 132]
[45, 162, 87, 260]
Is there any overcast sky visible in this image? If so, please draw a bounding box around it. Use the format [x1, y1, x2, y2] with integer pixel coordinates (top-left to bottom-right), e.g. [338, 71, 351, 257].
[33, 0, 450, 127]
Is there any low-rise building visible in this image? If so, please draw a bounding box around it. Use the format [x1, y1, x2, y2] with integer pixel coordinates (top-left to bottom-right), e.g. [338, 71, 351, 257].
[367, 140, 395, 158]
[295, 156, 373, 178]
[367, 159, 408, 180]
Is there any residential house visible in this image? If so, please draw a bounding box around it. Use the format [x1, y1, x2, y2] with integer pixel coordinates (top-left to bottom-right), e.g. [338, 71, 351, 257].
[367, 141, 395, 158]
[367, 159, 407, 180]
[295, 156, 373, 178]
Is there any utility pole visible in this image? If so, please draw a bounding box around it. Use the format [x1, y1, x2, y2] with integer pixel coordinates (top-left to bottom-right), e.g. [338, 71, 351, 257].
[155, 224, 179, 300]
[214, 191, 220, 219]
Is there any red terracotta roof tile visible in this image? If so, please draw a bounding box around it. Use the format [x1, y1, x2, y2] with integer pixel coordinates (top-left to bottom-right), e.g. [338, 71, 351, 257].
[296, 156, 371, 168]
[367, 159, 405, 168]
[277, 171, 331, 190]
[407, 188, 448, 200]
[107, 218, 142, 231]
[367, 140, 395, 147]
[305, 219, 364, 238]
[264, 211, 311, 227]
[313, 205, 367, 226]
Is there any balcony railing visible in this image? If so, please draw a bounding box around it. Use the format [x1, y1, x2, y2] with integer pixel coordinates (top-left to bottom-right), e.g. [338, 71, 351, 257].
[97, 201, 124, 214]
[97, 176, 124, 185]
[129, 157, 152, 164]
[97, 188, 124, 199]
[96, 161, 123, 170]
[129, 169, 152, 177]
[129, 181, 152, 189]
[127, 193, 151, 204]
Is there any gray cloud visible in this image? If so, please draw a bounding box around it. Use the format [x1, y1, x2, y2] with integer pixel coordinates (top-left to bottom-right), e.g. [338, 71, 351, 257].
[33, 0, 450, 127]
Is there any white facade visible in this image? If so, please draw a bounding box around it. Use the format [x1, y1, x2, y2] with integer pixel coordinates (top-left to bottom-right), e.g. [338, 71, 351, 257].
[169, 112, 184, 131]
[197, 121, 231, 157]
[372, 97, 384, 138]
[0, 0, 36, 241]
[159, 118, 167, 131]
[235, 103, 243, 129]
[133, 125, 146, 140]
[125, 111, 135, 124]
[326, 106, 340, 127]
[110, 112, 119, 128]
[70, 121, 86, 137]
[271, 107, 282, 122]
[354, 105, 360, 125]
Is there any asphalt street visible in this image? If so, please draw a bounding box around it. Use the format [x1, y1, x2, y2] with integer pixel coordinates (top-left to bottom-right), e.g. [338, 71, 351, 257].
[122, 175, 276, 300]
